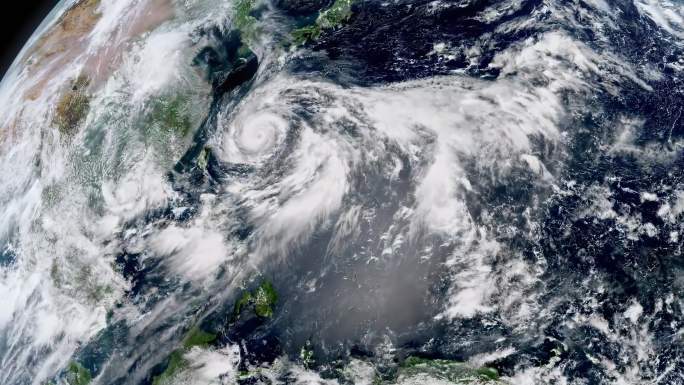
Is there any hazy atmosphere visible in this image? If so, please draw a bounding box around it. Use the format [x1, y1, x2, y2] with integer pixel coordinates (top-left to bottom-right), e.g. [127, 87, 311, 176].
[0, 0, 683, 384]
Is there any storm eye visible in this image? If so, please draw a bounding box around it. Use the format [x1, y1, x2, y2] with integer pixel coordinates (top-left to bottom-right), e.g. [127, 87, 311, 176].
[221, 110, 288, 165]
[236, 114, 280, 154]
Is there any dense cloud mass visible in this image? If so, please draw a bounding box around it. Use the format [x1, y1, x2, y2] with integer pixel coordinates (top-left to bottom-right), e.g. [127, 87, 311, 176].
[0, 0, 682, 384]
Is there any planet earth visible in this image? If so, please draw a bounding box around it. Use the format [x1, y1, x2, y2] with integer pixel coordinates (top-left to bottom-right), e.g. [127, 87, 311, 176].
[0, 0, 683, 384]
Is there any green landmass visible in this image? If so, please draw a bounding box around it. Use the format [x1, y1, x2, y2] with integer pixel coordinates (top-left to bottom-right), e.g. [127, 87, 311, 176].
[183, 326, 217, 348]
[396, 356, 502, 384]
[234, 0, 258, 40]
[66, 362, 92, 385]
[151, 350, 186, 385]
[254, 281, 278, 317]
[197, 147, 210, 170]
[151, 326, 217, 385]
[233, 280, 278, 319]
[54, 75, 91, 135]
[147, 94, 192, 137]
[291, 0, 357, 45]
[299, 340, 314, 369]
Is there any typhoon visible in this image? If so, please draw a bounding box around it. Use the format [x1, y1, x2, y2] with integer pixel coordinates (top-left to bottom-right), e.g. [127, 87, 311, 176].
[0, 0, 683, 384]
